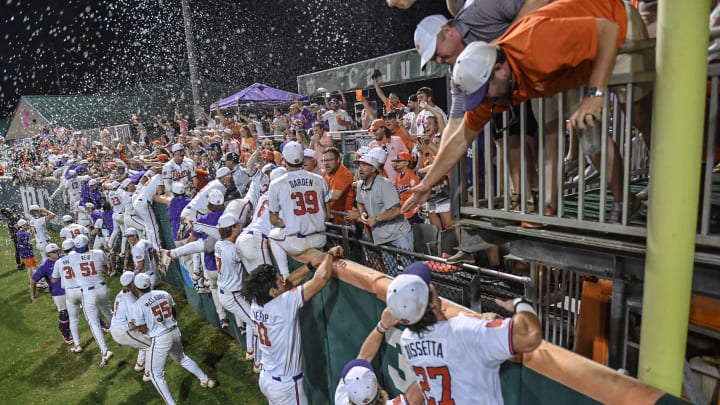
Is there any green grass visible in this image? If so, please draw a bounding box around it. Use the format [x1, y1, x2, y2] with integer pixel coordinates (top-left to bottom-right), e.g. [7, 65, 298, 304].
[0, 226, 266, 405]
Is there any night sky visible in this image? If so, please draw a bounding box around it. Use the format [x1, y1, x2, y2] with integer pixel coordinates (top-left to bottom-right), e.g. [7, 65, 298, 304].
[0, 0, 448, 119]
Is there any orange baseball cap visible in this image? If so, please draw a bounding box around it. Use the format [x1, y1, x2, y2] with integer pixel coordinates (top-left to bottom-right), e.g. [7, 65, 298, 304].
[261, 150, 274, 160]
[157, 154, 169, 162]
[392, 152, 412, 162]
[369, 119, 386, 134]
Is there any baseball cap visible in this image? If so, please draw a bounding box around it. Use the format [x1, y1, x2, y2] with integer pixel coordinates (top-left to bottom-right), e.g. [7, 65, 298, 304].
[88, 179, 98, 186]
[414, 15, 448, 69]
[29, 204, 40, 211]
[208, 189, 225, 205]
[124, 227, 139, 237]
[223, 128, 233, 135]
[171, 143, 185, 153]
[61, 239, 75, 251]
[73, 234, 89, 248]
[85, 202, 95, 209]
[120, 271, 135, 287]
[261, 163, 276, 174]
[217, 213, 240, 228]
[68, 169, 77, 176]
[342, 359, 379, 405]
[452, 41, 498, 112]
[368, 119, 386, 135]
[329, 97, 340, 104]
[216, 166, 232, 178]
[368, 147, 388, 167]
[171, 182, 186, 195]
[157, 153, 170, 162]
[134, 273, 152, 289]
[386, 262, 432, 325]
[45, 243, 60, 254]
[62, 214, 73, 223]
[225, 152, 240, 162]
[357, 154, 378, 169]
[303, 149, 317, 159]
[392, 151, 412, 162]
[282, 141, 304, 165]
[16, 219, 27, 227]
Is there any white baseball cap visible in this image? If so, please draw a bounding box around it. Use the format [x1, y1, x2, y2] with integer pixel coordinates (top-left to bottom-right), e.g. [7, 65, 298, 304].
[45, 243, 60, 253]
[171, 181, 186, 195]
[62, 214, 73, 223]
[217, 213, 240, 228]
[73, 234, 89, 248]
[124, 227, 139, 237]
[368, 147, 388, 167]
[68, 169, 77, 176]
[216, 166, 232, 178]
[414, 14, 448, 69]
[208, 189, 225, 205]
[16, 219, 27, 227]
[223, 128, 233, 135]
[134, 273, 152, 289]
[342, 359, 379, 405]
[85, 202, 95, 209]
[88, 179, 98, 186]
[386, 262, 432, 325]
[171, 143, 185, 152]
[61, 239, 75, 251]
[303, 149, 317, 159]
[282, 141, 304, 165]
[357, 154, 378, 169]
[29, 204, 40, 211]
[261, 163, 276, 174]
[452, 41, 498, 112]
[270, 166, 287, 181]
[120, 271, 135, 287]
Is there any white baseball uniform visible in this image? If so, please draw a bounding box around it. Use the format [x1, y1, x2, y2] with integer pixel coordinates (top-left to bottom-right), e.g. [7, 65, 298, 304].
[245, 170, 270, 208]
[399, 315, 515, 405]
[110, 289, 150, 374]
[235, 194, 272, 273]
[65, 176, 82, 207]
[334, 380, 410, 405]
[51, 255, 82, 346]
[131, 173, 162, 248]
[29, 215, 50, 261]
[107, 188, 125, 251]
[72, 250, 112, 354]
[162, 157, 196, 191]
[60, 223, 89, 242]
[180, 179, 226, 222]
[131, 239, 159, 286]
[267, 170, 330, 277]
[252, 285, 308, 405]
[215, 239, 255, 357]
[77, 209, 92, 227]
[120, 188, 138, 254]
[132, 290, 210, 405]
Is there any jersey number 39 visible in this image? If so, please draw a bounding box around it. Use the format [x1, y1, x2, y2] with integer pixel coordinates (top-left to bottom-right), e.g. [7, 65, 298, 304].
[291, 190, 319, 215]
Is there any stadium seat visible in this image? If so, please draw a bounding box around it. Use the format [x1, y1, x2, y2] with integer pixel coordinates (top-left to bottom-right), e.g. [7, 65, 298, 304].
[412, 223, 440, 255]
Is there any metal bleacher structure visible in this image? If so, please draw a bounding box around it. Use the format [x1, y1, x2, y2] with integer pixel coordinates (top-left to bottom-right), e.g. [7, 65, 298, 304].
[324, 44, 720, 381]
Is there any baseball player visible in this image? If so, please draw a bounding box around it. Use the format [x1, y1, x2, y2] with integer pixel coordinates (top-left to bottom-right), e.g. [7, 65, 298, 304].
[267, 141, 331, 280]
[77, 202, 94, 228]
[243, 162, 272, 208]
[223, 151, 253, 199]
[50, 239, 84, 353]
[106, 180, 125, 254]
[71, 234, 114, 367]
[236, 167, 286, 273]
[125, 227, 161, 287]
[59, 215, 90, 242]
[386, 262, 542, 405]
[29, 243, 73, 345]
[215, 213, 257, 369]
[130, 171, 164, 248]
[241, 246, 342, 405]
[162, 143, 198, 195]
[335, 308, 424, 405]
[130, 273, 215, 405]
[179, 166, 233, 226]
[167, 182, 192, 241]
[27, 204, 56, 262]
[50, 169, 82, 208]
[110, 271, 152, 381]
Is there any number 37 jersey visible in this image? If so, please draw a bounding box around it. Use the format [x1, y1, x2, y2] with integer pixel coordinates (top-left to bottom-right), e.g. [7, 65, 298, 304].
[132, 290, 177, 338]
[400, 315, 515, 405]
[267, 170, 330, 237]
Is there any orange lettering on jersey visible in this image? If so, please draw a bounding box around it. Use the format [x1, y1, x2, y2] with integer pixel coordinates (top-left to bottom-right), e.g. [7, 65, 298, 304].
[392, 396, 403, 405]
[486, 319, 503, 328]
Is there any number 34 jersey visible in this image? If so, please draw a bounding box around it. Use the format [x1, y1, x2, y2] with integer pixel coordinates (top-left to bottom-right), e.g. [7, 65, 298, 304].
[399, 315, 515, 405]
[267, 170, 330, 237]
[132, 290, 177, 338]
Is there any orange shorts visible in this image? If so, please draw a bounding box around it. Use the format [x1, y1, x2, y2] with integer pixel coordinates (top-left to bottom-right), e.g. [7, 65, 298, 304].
[22, 257, 37, 268]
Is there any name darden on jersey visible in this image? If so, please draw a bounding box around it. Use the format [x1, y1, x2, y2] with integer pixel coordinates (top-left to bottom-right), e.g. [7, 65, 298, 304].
[404, 339, 445, 360]
[289, 178, 314, 188]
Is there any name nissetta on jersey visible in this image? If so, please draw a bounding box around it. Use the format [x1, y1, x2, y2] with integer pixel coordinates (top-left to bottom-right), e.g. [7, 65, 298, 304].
[403, 339, 445, 360]
[288, 178, 314, 188]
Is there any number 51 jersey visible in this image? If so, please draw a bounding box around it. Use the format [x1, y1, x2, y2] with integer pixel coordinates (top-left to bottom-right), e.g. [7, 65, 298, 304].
[267, 170, 330, 237]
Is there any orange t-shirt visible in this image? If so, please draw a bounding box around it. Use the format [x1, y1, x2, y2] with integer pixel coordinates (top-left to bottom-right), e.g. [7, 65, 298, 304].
[393, 127, 415, 153]
[384, 99, 406, 114]
[195, 167, 209, 191]
[323, 163, 355, 224]
[465, 0, 628, 132]
[394, 169, 420, 219]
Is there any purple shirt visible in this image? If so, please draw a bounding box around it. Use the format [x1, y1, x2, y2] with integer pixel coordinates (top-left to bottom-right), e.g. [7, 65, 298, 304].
[16, 230, 34, 258]
[32, 255, 65, 296]
[98, 210, 114, 234]
[168, 196, 191, 237]
[192, 210, 223, 271]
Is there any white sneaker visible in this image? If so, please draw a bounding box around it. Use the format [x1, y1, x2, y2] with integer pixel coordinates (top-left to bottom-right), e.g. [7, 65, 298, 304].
[245, 350, 254, 361]
[70, 345, 83, 353]
[143, 371, 152, 382]
[99, 350, 114, 368]
[36, 279, 49, 289]
[253, 362, 262, 374]
[134, 362, 145, 372]
[201, 379, 216, 389]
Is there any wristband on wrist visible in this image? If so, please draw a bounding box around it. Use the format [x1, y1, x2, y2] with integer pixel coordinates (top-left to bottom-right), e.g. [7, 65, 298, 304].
[306, 262, 316, 272]
[376, 321, 388, 334]
[512, 297, 536, 315]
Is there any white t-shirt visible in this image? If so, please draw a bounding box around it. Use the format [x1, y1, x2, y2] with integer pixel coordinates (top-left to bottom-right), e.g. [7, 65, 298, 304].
[400, 315, 514, 405]
[132, 290, 177, 338]
[415, 106, 447, 136]
[321, 108, 352, 133]
[52, 255, 80, 289]
[162, 157, 196, 190]
[70, 250, 108, 287]
[111, 289, 137, 331]
[131, 239, 158, 275]
[267, 170, 329, 237]
[215, 239, 244, 292]
[251, 285, 305, 377]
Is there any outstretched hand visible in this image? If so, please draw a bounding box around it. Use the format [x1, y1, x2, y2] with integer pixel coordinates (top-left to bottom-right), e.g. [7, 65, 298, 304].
[494, 298, 516, 313]
[402, 181, 432, 213]
[327, 246, 344, 258]
[569, 96, 603, 131]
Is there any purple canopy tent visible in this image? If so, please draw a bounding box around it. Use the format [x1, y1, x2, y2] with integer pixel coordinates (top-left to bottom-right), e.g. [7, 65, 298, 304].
[209, 82, 308, 110]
